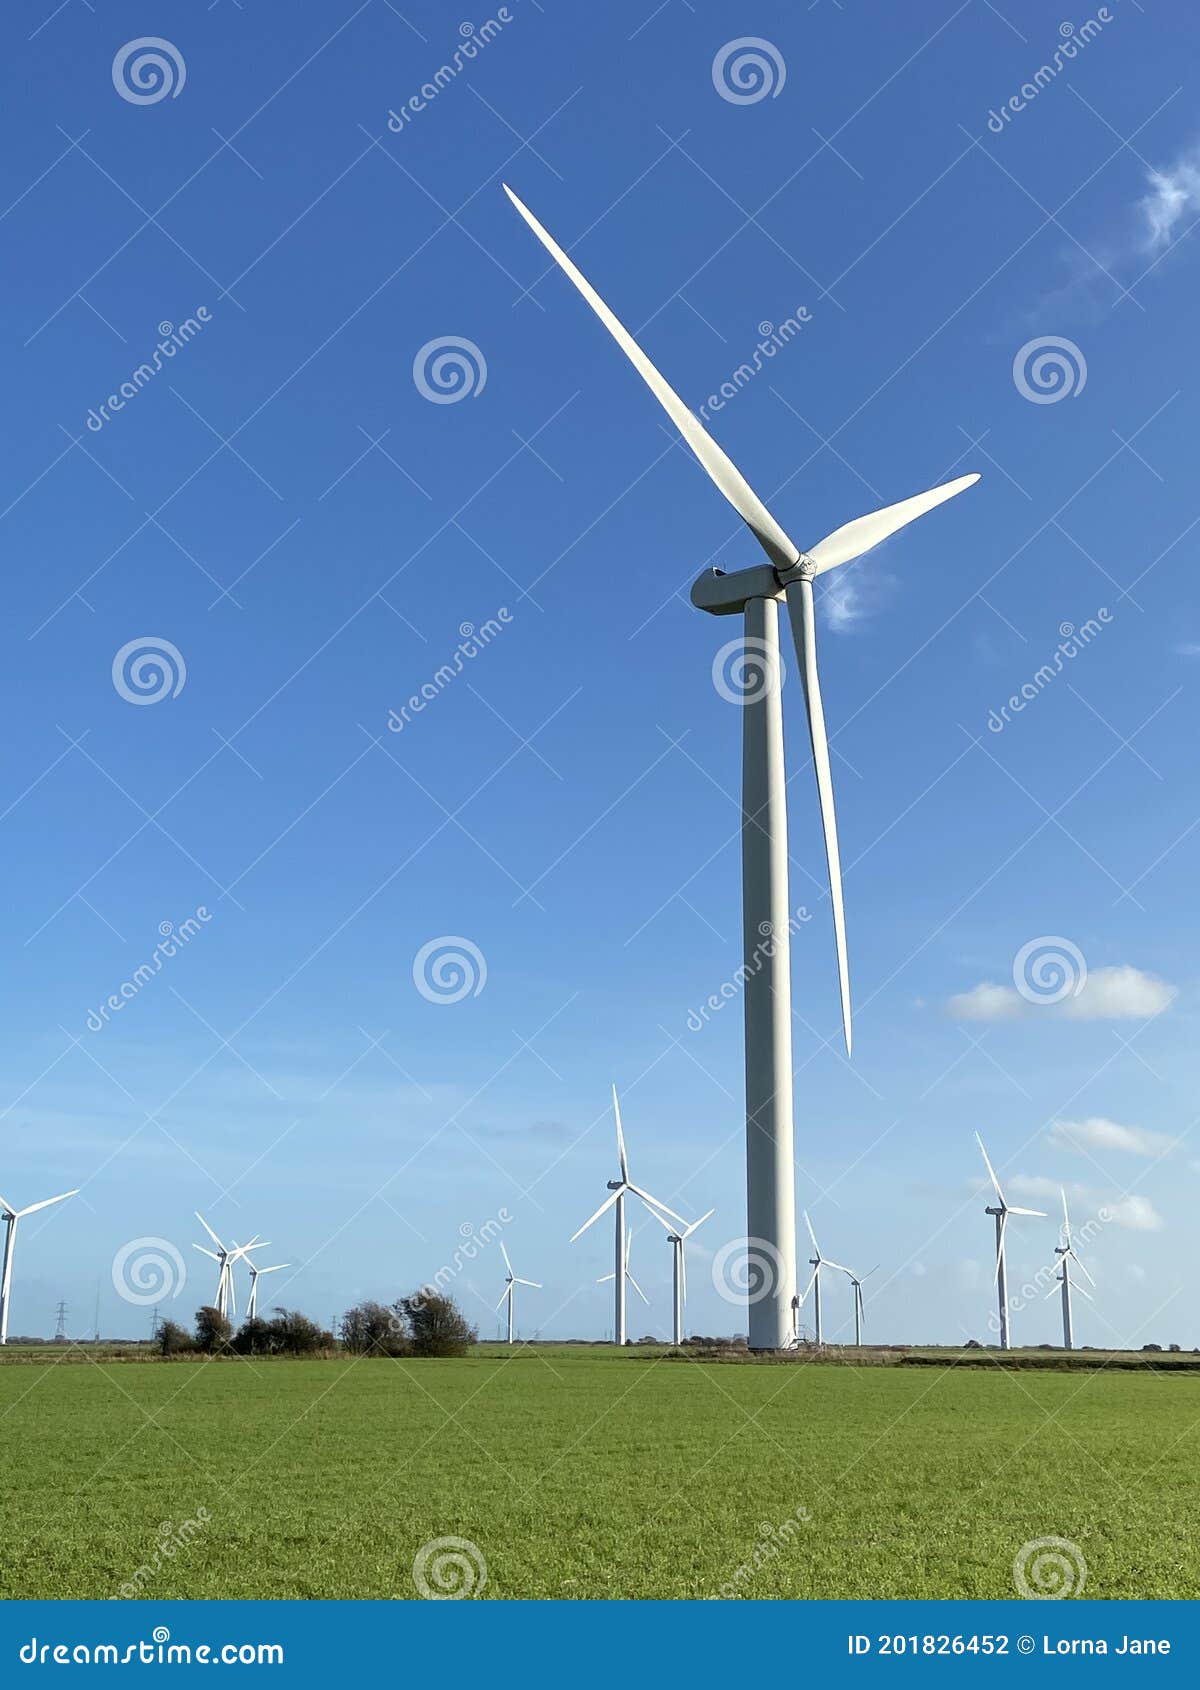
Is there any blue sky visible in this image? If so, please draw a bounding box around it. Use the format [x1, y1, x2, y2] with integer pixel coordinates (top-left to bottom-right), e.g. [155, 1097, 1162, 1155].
[2, 0, 1198, 1346]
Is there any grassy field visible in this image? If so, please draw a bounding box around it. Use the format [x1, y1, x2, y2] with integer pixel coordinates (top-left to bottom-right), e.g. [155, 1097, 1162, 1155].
[2, 1346, 1197, 1600]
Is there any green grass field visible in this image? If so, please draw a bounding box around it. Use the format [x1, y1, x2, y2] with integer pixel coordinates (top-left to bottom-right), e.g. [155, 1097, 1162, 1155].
[2, 1347, 1197, 1600]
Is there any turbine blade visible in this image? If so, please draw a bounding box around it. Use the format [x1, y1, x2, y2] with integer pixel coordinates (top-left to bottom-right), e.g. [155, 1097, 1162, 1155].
[975, 1134, 1005, 1207]
[682, 1207, 715, 1239]
[612, 1085, 629, 1183]
[803, 1210, 819, 1254]
[495, 1288, 510, 1311]
[799, 1266, 818, 1303]
[259, 1264, 290, 1276]
[193, 1245, 219, 1261]
[644, 1204, 675, 1234]
[504, 185, 800, 571]
[516, 1278, 542, 1289]
[784, 578, 851, 1056]
[569, 1187, 621, 1243]
[0, 1193, 13, 1215]
[805, 474, 980, 575]
[1007, 1206, 1047, 1218]
[627, 1184, 687, 1227]
[679, 1241, 687, 1303]
[16, 1188, 79, 1218]
[499, 1240, 513, 1275]
[626, 1272, 649, 1306]
[596, 1272, 614, 1284]
[1061, 1186, 1071, 1243]
[1071, 1250, 1096, 1288]
[824, 1259, 853, 1277]
[993, 1210, 1008, 1282]
[1072, 1278, 1094, 1303]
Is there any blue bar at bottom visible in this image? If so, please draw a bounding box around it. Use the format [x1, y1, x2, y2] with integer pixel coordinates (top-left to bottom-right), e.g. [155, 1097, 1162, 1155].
[0, 1601, 1193, 1679]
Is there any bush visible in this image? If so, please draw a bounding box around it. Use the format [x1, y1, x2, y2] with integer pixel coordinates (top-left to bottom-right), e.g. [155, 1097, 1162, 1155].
[194, 1306, 232, 1353]
[264, 1308, 330, 1355]
[155, 1319, 193, 1357]
[340, 1301, 408, 1357]
[231, 1317, 273, 1356]
[398, 1292, 475, 1357]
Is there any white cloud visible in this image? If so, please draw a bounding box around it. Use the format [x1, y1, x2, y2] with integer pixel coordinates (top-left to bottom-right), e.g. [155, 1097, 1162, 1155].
[998, 1174, 1164, 1232]
[946, 982, 1024, 1021]
[1061, 965, 1177, 1020]
[946, 964, 1176, 1022]
[1049, 1117, 1177, 1158]
[1139, 148, 1200, 251]
[1103, 1195, 1164, 1233]
[819, 561, 895, 633]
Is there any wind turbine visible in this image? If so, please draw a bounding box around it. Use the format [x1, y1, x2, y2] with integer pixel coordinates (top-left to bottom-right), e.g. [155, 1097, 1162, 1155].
[570, 1086, 685, 1346]
[799, 1212, 851, 1345]
[506, 186, 980, 1350]
[496, 1241, 541, 1344]
[246, 1260, 290, 1321]
[193, 1214, 263, 1320]
[1046, 1188, 1094, 1350]
[0, 1186, 78, 1346]
[598, 1228, 649, 1330]
[976, 1134, 1045, 1349]
[835, 1262, 878, 1347]
[648, 1206, 715, 1345]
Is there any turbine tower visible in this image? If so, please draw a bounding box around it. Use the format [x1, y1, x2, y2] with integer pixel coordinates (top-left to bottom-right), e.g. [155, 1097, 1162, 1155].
[1047, 1189, 1094, 1350]
[799, 1212, 850, 1345]
[835, 1263, 877, 1347]
[649, 1207, 714, 1346]
[246, 1260, 290, 1321]
[496, 1241, 541, 1344]
[598, 1229, 649, 1329]
[506, 186, 979, 1349]
[976, 1134, 1045, 1349]
[570, 1086, 683, 1345]
[0, 1186, 79, 1346]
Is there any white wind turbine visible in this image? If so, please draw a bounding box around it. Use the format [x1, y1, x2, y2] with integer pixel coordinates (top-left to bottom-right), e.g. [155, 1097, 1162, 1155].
[193, 1214, 263, 1320]
[506, 186, 980, 1350]
[835, 1262, 878, 1347]
[0, 1186, 79, 1346]
[497, 1240, 541, 1344]
[570, 1086, 685, 1345]
[598, 1228, 649, 1330]
[799, 1211, 851, 1345]
[1046, 1188, 1094, 1350]
[976, 1135, 1045, 1349]
[246, 1260, 290, 1321]
[648, 1206, 715, 1345]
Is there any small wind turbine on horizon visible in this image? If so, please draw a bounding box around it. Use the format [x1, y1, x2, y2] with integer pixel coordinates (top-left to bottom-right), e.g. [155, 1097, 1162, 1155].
[0, 1185, 79, 1346]
[1047, 1188, 1094, 1350]
[193, 1213, 264, 1320]
[648, 1206, 715, 1346]
[497, 1240, 541, 1344]
[569, 1086, 684, 1346]
[506, 185, 980, 1350]
[246, 1259, 290, 1321]
[976, 1135, 1045, 1349]
[800, 1212, 851, 1345]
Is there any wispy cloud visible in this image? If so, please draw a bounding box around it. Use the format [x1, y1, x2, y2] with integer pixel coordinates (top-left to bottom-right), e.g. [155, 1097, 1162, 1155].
[1139, 146, 1200, 251]
[819, 560, 895, 634]
[1050, 1116, 1178, 1157]
[947, 964, 1177, 1022]
[1007, 1174, 1164, 1232]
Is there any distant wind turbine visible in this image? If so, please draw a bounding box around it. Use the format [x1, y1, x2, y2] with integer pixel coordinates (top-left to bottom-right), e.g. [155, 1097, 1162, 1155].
[497, 1241, 541, 1344]
[648, 1206, 715, 1346]
[1046, 1188, 1094, 1350]
[570, 1086, 684, 1345]
[800, 1212, 850, 1345]
[246, 1260, 290, 1321]
[193, 1213, 263, 1319]
[835, 1262, 878, 1347]
[976, 1134, 1045, 1349]
[0, 1186, 79, 1346]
